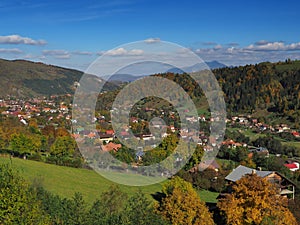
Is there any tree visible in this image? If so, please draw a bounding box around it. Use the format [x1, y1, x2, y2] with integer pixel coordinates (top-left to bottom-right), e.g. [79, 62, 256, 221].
[184, 145, 204, 170]
[55, 127, 70, 137]
[88, 184, 128, 224]
[123, 190, 169, 225]
[100, 184, 127, 216]
[69, 192, 87, 225]
[0, 165, 51, 224]
[156, 176, 214, 225]
[10, 133, 41, 156]
[50, 136, 76, 157]
[217, 173, 297, 225]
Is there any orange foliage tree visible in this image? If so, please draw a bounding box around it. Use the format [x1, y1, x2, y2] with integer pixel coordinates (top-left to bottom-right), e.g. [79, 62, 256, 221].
[156, 176, 214, 225]
[218, 173, 297, 225]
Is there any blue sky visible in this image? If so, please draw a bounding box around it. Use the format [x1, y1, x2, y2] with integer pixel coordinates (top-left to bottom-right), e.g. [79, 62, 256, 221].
[0, 0, 300, 70]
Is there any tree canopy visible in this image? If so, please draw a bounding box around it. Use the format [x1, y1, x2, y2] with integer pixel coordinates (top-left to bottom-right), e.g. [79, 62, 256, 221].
[0, 164, 50, 224]
[156, 176, 214, 225]
[218, 173, 297, 225]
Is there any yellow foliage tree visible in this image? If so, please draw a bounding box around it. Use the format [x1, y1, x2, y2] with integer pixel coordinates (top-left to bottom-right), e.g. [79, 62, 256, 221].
[218, 173, 297, 225]
[156, 176, 214, 225]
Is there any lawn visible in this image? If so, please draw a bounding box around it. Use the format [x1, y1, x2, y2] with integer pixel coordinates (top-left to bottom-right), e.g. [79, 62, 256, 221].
[282, 141, 300, 149]
[0, 156, 219, 204]
[227, 127, 266, 142]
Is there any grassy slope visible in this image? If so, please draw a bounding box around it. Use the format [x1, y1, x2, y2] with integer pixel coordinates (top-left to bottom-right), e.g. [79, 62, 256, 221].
[0, 156, 218, 203]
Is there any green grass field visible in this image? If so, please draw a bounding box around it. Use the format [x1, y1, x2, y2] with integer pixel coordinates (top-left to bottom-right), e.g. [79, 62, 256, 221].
[282, 141, 300, 149]
[0, 156, 218, 203]
[227, 127, 266, 142]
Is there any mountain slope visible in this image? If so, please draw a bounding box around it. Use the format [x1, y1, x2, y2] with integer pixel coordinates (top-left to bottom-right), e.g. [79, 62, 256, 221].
[0, 59, 118, 97]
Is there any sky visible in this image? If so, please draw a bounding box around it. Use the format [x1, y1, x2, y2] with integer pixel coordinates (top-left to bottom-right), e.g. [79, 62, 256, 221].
[0, 0, 300, 71]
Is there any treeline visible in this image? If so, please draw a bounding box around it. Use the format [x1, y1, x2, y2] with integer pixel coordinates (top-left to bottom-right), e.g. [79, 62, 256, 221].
[253, 135, 300, 157]
[1, 164, 298, 225]
[0, 165, 216, 225]
[0, 116, 82, 168]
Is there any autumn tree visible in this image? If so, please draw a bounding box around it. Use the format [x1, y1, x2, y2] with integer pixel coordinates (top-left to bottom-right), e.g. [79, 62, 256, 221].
[156, 176, 214, 225]
[55, 127, 70, 137]
[218, 173, 297, 225]
[10, 133, 41, 156]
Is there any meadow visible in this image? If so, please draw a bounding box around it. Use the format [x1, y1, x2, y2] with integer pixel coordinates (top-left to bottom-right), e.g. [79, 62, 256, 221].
[0, 156, 218, 204]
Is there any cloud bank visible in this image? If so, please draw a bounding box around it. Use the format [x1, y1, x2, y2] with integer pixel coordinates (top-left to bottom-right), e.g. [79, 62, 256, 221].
[0, 35, 47, 45]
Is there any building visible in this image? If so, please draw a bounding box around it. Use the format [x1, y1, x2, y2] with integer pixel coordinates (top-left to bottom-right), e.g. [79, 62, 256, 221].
[284, 162, 300, 172]
[225, 165, 296, 199]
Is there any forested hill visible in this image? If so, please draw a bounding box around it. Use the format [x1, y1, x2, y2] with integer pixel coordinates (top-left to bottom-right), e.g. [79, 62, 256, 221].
[214, 60, 300, 113]
[0, 59, 118, 97]
[1, 58, 300, 118]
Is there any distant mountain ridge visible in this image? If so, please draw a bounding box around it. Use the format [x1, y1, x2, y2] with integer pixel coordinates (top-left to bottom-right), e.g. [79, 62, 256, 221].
[108, 61, 227, 82]
[167, 61, 227, 74]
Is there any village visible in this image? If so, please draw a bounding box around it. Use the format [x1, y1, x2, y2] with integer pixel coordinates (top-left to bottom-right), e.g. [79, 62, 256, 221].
[1, 94, 299, 174]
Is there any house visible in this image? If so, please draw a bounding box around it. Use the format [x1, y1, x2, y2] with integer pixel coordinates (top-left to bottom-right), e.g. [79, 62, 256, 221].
[140, 134, 155, 141]
[275, 126, 284, 133]
[43, 107, 51, 112]
[169, 126, 176, 132]
[225, 165, 296, 199]
[204, 145, 214, 151]
[60, 105, 68, 112]
[101, 142, 121, 152]
[87, 132, 96, 139]
[196, 159, 220, 172]
[249, 146, 269, 157]
[284, 162, 300, 172]
[222, 139, 244, 148]
[291, 131, 300, 138]
[99, 133, 114, 143]
[106, 130, 115, 135]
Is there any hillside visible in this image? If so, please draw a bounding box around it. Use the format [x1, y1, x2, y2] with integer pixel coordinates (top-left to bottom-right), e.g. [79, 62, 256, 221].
[214, 60, 300, 115]
[1, 58, 300, 121]
[0, 156, 219, 204]
[0, 59, 118, 97]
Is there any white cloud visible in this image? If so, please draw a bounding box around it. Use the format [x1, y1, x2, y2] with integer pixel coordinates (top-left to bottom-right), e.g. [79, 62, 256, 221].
[192, 40, 300, 66]
[97, 51, 106, 56]
[227, 42, 239, 47]
[105, 47, 144, 56]
[144, 38, 161, 44]
[0, 34, 47, 45]
[72, 51, 93, 55]
[43, 49, 70, 59]
[0, 48, 23, 54]
[106, 48, 127, 56]
[55, 54, 71, 59]
[245, 42, 286, 51]
[213, 44, 222, 50]
[286, 42, 300, 51]
[254, 40, 273, 46]
[128, 49, 144, 56]
[43, 50, 68, 55]
[245, 41, 300, 51]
